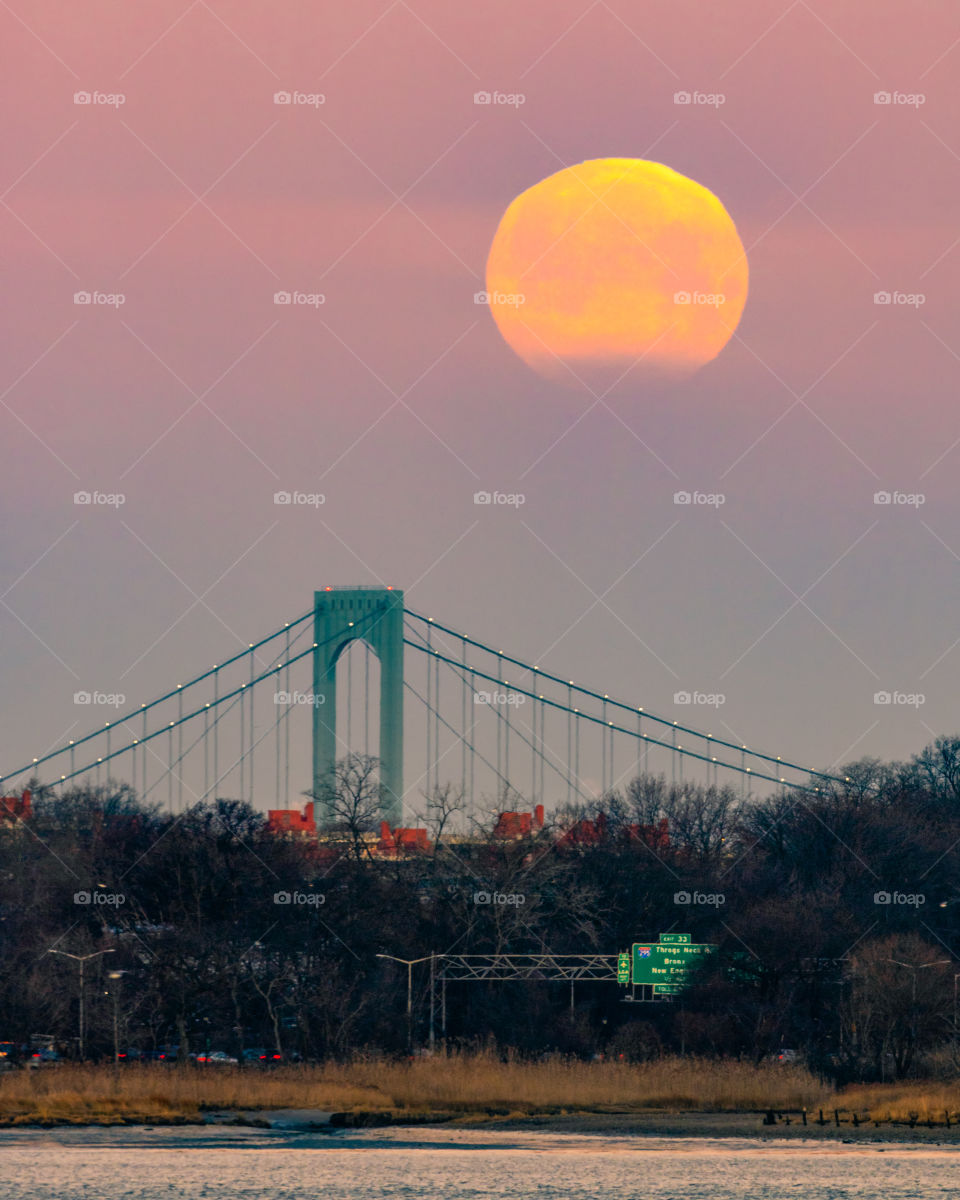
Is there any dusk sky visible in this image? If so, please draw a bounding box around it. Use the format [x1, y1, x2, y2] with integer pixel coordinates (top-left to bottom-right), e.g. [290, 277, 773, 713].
[3, 0, 959, 794]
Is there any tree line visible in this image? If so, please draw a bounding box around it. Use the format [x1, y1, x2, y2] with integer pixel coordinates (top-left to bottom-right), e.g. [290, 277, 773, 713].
[3, 736, 960, 1080]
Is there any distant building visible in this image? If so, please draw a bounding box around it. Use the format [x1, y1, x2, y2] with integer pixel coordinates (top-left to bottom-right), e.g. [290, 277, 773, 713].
[0, 790, 32, 824]
[265, 801, 430, 857]
[377, 821, 430, 857]
[493, 804, 545, 838]
[556, 812, 670, 851]
[266, 800, 316, 837]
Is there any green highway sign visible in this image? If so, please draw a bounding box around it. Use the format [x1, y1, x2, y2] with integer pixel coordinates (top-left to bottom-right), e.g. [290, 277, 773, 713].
[659, 933, 691, 945]
[653, 984, 683, 995]
[632, 935, 717, 989]
[617, 951, 631, 984]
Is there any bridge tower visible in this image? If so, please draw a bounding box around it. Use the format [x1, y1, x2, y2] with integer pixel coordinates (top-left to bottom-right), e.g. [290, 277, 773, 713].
[312, 587, 404, 827]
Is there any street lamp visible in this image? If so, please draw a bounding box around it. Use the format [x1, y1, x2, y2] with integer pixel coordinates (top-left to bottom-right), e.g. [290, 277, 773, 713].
[47, 948, 114, 1061]
[887, 957, 951, 1043]
[106, 970, 127, 1064]
[375, 954, 435, 1052]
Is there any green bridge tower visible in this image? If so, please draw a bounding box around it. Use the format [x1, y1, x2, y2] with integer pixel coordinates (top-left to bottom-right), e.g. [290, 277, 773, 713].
[312, 586, 404, 827]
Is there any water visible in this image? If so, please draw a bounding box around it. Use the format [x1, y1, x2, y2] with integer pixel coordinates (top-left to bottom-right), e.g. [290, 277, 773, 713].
[5, 1127, 959, 1199]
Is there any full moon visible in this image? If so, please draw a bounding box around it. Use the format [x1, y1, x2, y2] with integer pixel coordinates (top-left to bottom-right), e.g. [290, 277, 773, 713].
[485, 158, 748, 385]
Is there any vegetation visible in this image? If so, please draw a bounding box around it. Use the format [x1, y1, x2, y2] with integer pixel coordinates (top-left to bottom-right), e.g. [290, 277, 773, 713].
[1, 1054, 959, 1127]
[4, 738, 960, 1089]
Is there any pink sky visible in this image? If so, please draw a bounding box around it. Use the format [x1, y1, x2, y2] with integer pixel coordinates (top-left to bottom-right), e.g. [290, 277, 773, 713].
[2, 0, 960, 790]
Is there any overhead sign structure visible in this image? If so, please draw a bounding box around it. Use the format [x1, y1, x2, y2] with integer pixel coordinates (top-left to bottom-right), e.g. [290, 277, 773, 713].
[630, 934, 717, 991]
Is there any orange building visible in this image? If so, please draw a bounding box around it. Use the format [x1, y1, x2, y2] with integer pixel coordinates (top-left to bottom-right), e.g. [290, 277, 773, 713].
[0, 790, 32, 823]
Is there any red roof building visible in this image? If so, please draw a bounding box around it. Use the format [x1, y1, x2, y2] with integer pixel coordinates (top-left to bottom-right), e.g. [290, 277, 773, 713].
[266, 801, 317, 836]
[493, 804, 545, 838]
[0, 790, 31, 823]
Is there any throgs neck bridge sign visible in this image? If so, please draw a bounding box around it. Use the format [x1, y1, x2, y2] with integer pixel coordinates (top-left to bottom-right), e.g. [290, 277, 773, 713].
[630, 933, 718, 995]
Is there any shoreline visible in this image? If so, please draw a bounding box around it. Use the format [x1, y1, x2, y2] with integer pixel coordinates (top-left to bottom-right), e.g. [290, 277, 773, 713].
[4, 1107, 960, 1145]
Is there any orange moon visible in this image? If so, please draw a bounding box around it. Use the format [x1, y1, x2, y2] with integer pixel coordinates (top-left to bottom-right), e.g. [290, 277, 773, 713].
[484, 158, 748, 385]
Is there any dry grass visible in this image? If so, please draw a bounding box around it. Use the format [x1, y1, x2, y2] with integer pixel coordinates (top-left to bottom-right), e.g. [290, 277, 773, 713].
[2, 1053, 958, 1126]
[0, 1053, 824, 1124]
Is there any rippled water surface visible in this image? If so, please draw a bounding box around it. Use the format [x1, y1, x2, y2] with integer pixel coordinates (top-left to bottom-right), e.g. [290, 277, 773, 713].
[7, 1127, 959, 1199]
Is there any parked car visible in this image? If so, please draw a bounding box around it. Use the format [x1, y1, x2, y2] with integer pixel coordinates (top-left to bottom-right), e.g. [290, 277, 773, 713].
[195, 1050, 238, 1065]
[242, 1048, 285, 1065]
[115, 1048, 144, 1063]
[0, 1041, 23, 1069]
[150, 1045, 183, 1062]
[777, 1048, 799, 1063]
[26, 1046, 61, 1069]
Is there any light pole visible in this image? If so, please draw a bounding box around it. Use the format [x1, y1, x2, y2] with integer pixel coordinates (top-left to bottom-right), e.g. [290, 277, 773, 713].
[106, 970, 126, 1064]
[954, 973, 960, 1038]
[887, 958, 951, 1045]
[376, 954, 435, 1052]
[47, 948, 114, 1061]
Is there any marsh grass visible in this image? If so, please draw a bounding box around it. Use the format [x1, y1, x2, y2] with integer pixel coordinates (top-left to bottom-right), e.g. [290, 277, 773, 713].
[1, 1052, 957, 1125]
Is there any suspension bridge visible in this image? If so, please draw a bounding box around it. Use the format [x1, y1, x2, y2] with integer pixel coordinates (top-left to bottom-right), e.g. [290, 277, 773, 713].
[0, 586, 848, 824]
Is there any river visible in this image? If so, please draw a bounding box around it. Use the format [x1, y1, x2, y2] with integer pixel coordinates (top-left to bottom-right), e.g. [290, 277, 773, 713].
[5, 1126, 958, 1199]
